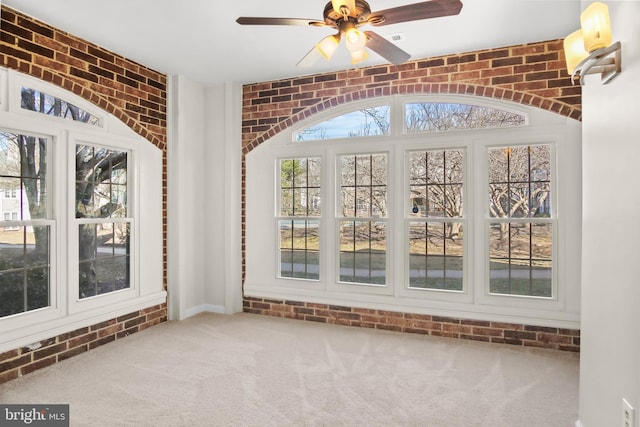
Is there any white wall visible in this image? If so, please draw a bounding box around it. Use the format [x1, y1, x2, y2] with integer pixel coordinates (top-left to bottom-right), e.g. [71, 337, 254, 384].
[167, 75, 242, 320]
[168, 75, 206, 319]
[578, 2, 640, 426]
[203, 83, 243, 315]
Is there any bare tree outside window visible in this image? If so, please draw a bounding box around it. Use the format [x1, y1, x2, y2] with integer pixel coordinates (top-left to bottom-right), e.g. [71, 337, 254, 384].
[285, 101, 552, 298]
[294, 106, 390, 141]
[406, 103, 525, 133]
[0, 129, 49, 317]
[408, 149, 464, 291]
[76, 144, 130, 299]
[339, 153, 387, 285]
[21, 87, 101, 126]
[488, 145, 552, 297]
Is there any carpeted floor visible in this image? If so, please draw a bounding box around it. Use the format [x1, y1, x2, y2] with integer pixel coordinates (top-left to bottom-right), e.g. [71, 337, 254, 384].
[0, 313, 579, 426]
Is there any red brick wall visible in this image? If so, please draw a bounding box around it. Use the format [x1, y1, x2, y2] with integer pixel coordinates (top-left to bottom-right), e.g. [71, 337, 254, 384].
[245, 298, 580, 352]
[0, 5, 168, 383]
[0, 304, 167, 384]
[241, 39, 582, 352]
[242, 39, 580, 153]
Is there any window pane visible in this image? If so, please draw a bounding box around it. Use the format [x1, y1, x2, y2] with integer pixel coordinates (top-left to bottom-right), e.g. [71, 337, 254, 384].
[409, 222, 463, 291]
[21, 87, 101, 126]
[76, 145, 128, 219]
[79, 222, 130, 299]
[0, 131, 48, 221]
[339, 220, 386, 285]
[409, 149, 463, 218]
[489, 223, 552, 297]
[26, 266, 49, 311]
[278, 220, 320, 280]
[0, 271, 24, 317]
[340, 153, 387, 218]
[405, 102, 525, 133]
[294, 106, 390, 141]
[0, 225, 50, 317]
[279, 158, 321, 217]
[488, 145, 551, 219]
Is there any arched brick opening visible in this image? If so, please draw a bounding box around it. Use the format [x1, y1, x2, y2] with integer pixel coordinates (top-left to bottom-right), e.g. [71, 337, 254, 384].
[243, 82, 578, 154]
[242, 39, 581, 156]
[0, 6, 167, 150]
[0, 5, 168, 383]
[240, 41, 582, 350]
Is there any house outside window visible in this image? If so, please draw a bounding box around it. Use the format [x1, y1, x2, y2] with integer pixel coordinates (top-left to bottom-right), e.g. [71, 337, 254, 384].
[0, 130, 51, 318]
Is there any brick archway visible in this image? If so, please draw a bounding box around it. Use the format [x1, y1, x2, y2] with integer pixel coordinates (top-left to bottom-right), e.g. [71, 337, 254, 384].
[242, 39, 581, 155]
[243, 82, 578, 154]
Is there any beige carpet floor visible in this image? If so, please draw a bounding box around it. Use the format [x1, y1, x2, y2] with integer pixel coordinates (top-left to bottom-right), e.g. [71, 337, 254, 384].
[0, 313, 579, 426]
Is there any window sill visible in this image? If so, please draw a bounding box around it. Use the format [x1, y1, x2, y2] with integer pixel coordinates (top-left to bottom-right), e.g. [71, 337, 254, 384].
[0, 290, 166, 354]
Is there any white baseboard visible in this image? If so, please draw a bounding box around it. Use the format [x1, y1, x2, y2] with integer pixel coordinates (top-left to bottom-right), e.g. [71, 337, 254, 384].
[183, 304, 226, 319]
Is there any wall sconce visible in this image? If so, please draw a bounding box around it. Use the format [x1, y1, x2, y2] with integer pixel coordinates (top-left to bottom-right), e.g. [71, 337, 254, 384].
[563, 2, 621, 85]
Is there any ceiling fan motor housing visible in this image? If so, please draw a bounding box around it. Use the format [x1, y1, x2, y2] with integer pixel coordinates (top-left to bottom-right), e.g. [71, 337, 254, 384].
[323, 0, 373, 26]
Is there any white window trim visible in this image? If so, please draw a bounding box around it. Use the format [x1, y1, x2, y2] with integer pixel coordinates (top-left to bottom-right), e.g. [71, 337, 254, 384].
[8, 70, 107, 131]
[398, 142, 472, 305]
[67, 133, 139, 314]
[275, 155, 323, 283]
[0, 68, 166, 354]
[330, 147, 394, 296]
[245, 94, 581, 328]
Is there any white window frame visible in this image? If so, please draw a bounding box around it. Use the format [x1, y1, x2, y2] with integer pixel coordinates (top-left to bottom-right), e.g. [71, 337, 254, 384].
[333, 148, 393, 295]
[483, 141, 557, 300]
[67, 134, 139, 314]
[275, 155, 323, 282]
[244, 94, 581, 328]
[0, 68, 165, 353]
[8, 72, 106, 130]
[400, 143, 471, 304]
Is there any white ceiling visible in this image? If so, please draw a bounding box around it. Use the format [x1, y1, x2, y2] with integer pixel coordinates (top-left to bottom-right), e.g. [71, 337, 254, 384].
[4, 0, 581, 86]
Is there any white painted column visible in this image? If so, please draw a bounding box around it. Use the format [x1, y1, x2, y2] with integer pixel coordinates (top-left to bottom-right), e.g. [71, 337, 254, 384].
[578, 2, 640, 426]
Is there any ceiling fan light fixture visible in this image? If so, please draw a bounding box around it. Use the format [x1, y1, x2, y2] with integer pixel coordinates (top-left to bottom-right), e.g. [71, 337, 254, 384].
[237, 0, 465, 68]
[345, 27, 367, 52]
[316, 34, 341, 60]
[350, 48, 369, 64]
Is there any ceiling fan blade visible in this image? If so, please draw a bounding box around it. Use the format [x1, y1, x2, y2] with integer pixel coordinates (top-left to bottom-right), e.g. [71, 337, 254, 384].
[236, 17, 327, 27]
[297, 45, 323, 67]
[368, 0, 463, 27]
[365, 31, 411, 64]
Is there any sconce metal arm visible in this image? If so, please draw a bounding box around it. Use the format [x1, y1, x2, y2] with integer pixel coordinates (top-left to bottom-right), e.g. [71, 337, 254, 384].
[571, 41, 622, 85]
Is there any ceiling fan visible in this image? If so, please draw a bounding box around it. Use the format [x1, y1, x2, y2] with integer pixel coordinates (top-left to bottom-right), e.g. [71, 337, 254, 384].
[236, 0, 463, 67]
